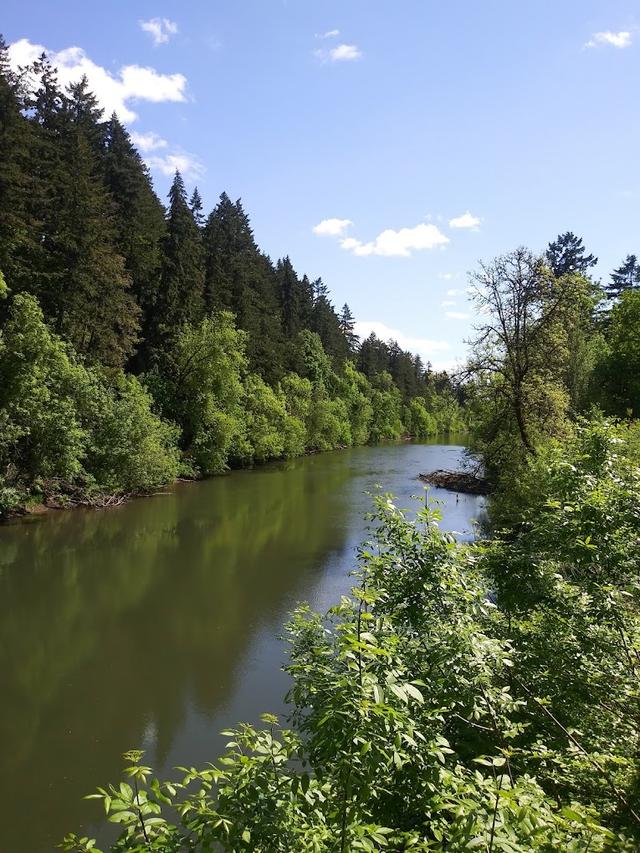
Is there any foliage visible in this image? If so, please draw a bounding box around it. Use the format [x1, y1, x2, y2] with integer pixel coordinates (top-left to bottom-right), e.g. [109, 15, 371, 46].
[0, 291, 178, 512]
[65, 437, 640, 848]
[146, 312, 247, 476]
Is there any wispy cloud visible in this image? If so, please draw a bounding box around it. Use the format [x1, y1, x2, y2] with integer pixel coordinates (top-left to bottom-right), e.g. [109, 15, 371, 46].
[8, 38, 187, 123]
[316, 29, 340, 39]
[140, 18, 179, 46]
[441, 299, 457, 307]
[131, 130, 168, 151]
[313, 218, 353, 236]
[449, 211, 481, 230]
[445, 311, 469, 320]
[585, 30, 633, 49]
[145, 151, 204, 180]
[438, 272, 454, 280]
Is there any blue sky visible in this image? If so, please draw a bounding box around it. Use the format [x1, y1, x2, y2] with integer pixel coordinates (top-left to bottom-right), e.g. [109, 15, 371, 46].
[4, 1, 640, 368]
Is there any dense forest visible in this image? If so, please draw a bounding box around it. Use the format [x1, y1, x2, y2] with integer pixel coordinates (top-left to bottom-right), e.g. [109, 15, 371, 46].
[0, 38, 466, 517]
[4, 32, 640, 853]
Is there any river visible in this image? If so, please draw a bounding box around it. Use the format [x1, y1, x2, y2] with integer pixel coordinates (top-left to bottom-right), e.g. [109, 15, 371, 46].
[0, 440, 485, 852]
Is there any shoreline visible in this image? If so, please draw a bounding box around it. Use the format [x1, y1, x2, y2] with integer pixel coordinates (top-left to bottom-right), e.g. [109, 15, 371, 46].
[1, 433, 471, 525]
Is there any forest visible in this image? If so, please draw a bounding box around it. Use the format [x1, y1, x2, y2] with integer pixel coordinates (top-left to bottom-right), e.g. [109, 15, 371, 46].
[4, 33, 640, 853]
[0, 38, 466, 518]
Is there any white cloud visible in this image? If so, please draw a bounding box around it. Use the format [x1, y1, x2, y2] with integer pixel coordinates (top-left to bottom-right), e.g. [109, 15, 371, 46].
[446, 288, 460, 296]
[316, 29, 340, 39]
[438, 272, 454, 280]
[449, 211, 481, 230]
[131, 130, 168, 151]
[145, 152, 204, 180]
[340, 222, 449, 257]
[313, 218, 353, 236]
[140, 18, 178, 46]
[441, 299, 457, 307]
[315, 42, 363, 63]
[8, 38, 187, 123]
[354, 320, 451, 364]
[445, 311, 469, 320]
[585, 30, 632, 49]
[329, 43, 362, 61]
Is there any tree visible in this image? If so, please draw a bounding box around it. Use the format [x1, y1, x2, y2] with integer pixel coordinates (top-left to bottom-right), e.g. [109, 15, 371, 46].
[189, 187, 204, 228]
[545, 231, 597, 277]
[467, 248, 571, 462]
[202, 194, 284, 380]
[599, 289, 640, 416]
[338, 303, 358, 353]
[146, 312, 247, 476]
[606, 254, 640, 301]
[156, 171, 205, 344]
[103, 114, 166, 369]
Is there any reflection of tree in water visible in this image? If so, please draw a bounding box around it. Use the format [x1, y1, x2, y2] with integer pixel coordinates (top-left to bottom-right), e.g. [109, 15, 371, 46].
[0, 456, 353, 853]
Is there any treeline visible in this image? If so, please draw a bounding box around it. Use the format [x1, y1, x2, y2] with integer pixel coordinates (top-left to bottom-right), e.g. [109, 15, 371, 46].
[0, 39, 465, 516]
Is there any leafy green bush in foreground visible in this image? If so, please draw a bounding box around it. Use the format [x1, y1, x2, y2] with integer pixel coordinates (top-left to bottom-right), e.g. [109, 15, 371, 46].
[63, 420, 640, 851]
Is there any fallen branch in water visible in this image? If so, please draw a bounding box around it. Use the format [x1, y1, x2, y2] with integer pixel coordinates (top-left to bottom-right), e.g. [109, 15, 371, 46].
[418, 469, 490, 496]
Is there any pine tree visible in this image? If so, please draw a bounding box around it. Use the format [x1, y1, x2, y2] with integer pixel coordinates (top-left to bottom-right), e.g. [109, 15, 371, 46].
[103, 114, 166, 369]
[546, 232, 597, 277]
[338, 303, 358, 353]
[202, 193, 284, 380]
[156, 171, 205, 343]
[64, 75, 105, 153]
[278, 256, 303, 339]
[607, 255, 640, 300]
[0, 35, 35, 296]
[189, 187, 204, 228]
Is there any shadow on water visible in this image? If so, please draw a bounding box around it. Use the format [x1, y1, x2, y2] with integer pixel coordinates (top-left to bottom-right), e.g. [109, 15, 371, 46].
[0, 440, 485, 852]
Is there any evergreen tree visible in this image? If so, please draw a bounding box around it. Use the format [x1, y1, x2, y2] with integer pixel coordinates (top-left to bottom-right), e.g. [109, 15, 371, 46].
[606, 254, 640, 300]
[358, 332, 390, 379]
[338, 303, 358, 353]
[12, 59, 139, 364]
[310, 278, 347, 360]
[156, 171, 205, 344]
[278, 256, 304, 339]
[0, 35, 35, 298]
[546, 231, 597, 277]
[103, 114, 166, 369]
[63, 75, 105, 152]
[190, 187, 204, 228]
[203, 193, 284, 380]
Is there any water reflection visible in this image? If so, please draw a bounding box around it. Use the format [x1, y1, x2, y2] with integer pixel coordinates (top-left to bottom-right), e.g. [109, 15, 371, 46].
[0, 441, 484, 852]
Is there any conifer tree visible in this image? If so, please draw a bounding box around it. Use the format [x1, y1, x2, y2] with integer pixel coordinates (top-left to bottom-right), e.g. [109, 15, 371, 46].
[607, 254, 640, 300]
[203, 193, 284, 379]
[189, 187, 205, 228]
[156, 171, 205, 343]
[103, 114, 166, 368]
[338, 303, 358, 353]
[0, 35, 34, 295]
[546, 231, 597, 277]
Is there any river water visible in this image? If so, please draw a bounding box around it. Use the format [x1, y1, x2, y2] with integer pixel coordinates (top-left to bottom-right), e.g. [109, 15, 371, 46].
[0, 440, 485, 852]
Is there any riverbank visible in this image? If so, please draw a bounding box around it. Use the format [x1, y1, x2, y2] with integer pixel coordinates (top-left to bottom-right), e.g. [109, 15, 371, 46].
[2, 432, 470, 524]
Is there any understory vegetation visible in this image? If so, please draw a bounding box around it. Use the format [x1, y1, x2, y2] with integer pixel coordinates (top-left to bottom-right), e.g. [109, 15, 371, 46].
[0, 41, 466, 517]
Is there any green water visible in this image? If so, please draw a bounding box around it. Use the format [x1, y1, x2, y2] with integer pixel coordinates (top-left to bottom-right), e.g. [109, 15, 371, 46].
[0, 440, 485, 852]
